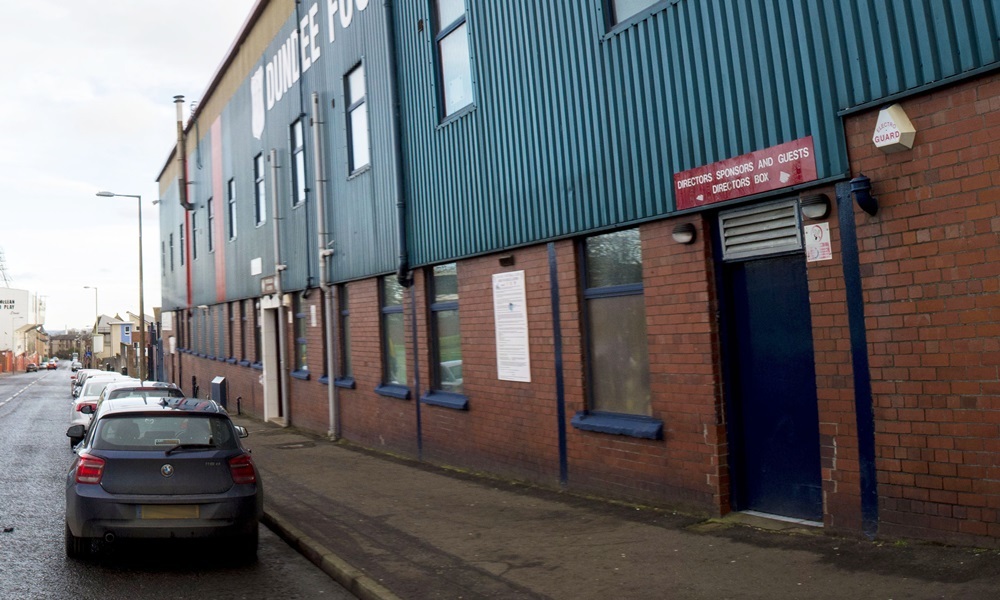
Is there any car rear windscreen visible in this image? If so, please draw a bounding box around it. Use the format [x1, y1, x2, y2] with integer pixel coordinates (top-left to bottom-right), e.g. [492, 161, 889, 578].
[92, 415, 238, 451]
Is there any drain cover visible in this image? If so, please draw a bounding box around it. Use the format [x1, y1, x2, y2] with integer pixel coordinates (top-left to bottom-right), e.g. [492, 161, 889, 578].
[277, 442, 315, 450]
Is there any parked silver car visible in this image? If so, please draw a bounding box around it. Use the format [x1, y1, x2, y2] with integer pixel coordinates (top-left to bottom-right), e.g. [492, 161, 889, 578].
[65, 397, 262, 560]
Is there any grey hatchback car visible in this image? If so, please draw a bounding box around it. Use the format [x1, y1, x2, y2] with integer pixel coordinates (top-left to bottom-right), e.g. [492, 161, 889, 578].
[65, 397, 262, 560]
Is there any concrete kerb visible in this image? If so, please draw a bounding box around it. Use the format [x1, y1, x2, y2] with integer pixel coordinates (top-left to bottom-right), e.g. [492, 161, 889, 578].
[262, 509, 402, 600]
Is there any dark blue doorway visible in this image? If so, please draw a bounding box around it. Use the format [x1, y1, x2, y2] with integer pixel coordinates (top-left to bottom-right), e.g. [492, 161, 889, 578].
[724, 253, 822, 521]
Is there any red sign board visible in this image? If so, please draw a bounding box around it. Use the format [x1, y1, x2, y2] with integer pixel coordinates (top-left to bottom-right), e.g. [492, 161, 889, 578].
[673, 136, 818, 210]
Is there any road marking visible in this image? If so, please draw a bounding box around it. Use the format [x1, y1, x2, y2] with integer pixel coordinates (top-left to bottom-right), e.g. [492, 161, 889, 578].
[0, 378, 42, 407]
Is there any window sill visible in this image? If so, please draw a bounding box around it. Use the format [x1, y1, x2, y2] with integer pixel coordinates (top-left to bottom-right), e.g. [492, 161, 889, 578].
[420, 391, 468, 411]
[437, 103, 476, 129]
[290, 369, 310, 381]
[251, 362, 263, 371]
[602, 0, 674, 39]
[571, 411, 663, 440]
[226, 357, 238, 364]
[375, 384, 411, 400]
[334, 377, 356, 389]
[238, 360, 251, 367]
[347, 164, 371, 181]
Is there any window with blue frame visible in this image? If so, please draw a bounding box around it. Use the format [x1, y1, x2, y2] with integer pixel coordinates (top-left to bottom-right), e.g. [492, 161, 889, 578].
[293, 295, 308, 373]
[253, 301, 262, 365]
[431, 263, 462, 394]
[227, 303, 235, 360]
[254, 153, 266, 226]
[206, 307, 215, 358]
[179, 224, 185, 266]
[291, 119, 307, 206]
[207, 198, 215, 253]
[240, 300, 248, 362]
[583, 228, 650, 415]
[434, 0, 474, 118]
[345, 64, 370, 173]
[191, 210, 199, 260]
[228, 178, 237, 240]
[217, 305, 224, 359]
[381, 276, 406, 386]
[339, 284, 353, 382]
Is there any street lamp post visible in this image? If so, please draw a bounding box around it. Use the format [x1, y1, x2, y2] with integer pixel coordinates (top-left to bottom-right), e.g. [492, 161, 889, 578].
[96, 191, 145, 380]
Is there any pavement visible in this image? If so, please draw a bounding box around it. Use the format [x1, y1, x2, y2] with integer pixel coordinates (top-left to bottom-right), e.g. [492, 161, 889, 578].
[237, 414, 1000, 599]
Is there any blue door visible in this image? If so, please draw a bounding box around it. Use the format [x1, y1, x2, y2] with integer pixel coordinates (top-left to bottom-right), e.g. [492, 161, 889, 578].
[724, 253, 822, 521]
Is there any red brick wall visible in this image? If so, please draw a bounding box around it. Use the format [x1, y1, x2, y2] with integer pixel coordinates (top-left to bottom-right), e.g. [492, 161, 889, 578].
[417, 245, 564, 483]
[408, 225, 726, 513]
[286, 292, 333, 434]
[164, 306, 263, 413]
[845, 73, 1000, 545]
[337, 279, 420, 456]
[798, 184, 865, 533]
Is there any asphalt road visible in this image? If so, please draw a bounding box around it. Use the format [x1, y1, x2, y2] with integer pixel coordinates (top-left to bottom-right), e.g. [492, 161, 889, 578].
[0, 366, 350, 600]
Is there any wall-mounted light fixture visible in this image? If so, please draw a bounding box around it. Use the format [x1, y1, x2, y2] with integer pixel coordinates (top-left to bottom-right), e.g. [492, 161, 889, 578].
[498, 255, 515, 267]
[850, 174, 878, 216]
[799, 193, 830, 220]
[671, 223, 697, 244]
[196, 304, 209, 311]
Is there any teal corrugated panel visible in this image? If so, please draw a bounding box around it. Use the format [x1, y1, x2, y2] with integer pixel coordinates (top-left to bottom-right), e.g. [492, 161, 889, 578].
[396, 0, 1000, 269]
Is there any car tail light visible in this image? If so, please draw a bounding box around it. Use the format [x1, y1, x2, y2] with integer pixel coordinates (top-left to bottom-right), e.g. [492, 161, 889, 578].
[76, 454, 105, 484]
[228, 454, 257, 485]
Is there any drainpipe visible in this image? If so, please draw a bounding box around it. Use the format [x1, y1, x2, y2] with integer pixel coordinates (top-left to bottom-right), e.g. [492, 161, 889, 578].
[175, 96, 194, 309]
[295, 1, 314, 291]
[312, 92, 339, 440]
[383, 0, 409, 288]
[270, 149, 291, 425]
[174, 96, 194, 212]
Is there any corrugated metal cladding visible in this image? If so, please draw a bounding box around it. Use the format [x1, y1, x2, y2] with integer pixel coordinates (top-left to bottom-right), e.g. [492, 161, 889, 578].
[396, 0, 1000, 267]
[158, 180, 186, 311]
[159, 0, 400, 311]
[159, 0, 1000, 310]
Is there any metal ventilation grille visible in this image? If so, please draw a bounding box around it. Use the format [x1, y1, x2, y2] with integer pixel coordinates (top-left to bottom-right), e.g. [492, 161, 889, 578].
[719, 200, 802, 261]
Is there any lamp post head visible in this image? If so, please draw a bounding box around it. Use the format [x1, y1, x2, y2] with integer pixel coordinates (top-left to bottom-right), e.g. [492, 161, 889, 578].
[96, 191, 115, 197]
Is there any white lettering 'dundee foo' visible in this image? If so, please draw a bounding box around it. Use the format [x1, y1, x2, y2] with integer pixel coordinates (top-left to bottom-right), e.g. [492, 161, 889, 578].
[252, 0, 371, 140]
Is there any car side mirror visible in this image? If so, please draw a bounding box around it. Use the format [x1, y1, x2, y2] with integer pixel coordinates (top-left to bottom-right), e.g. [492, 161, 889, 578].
[234, 425, 249, 439]
[66, 425, 85, 439]
[81, 405, 94, 415]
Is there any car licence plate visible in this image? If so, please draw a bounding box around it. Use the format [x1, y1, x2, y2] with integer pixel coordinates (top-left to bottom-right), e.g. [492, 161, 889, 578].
[140, 505, 200, 519]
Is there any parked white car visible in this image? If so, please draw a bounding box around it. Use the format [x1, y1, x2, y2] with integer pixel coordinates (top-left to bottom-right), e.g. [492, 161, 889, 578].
[71, 369, 109, 398]
[68, 374, 137, 447]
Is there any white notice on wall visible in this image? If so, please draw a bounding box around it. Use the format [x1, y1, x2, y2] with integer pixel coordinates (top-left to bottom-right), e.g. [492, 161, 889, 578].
[492, 270, 531, 382]
[805, 222, 833, 262]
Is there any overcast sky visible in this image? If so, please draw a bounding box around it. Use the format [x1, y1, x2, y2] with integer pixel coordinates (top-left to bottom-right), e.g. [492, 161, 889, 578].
[0, 0, 255, 332]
